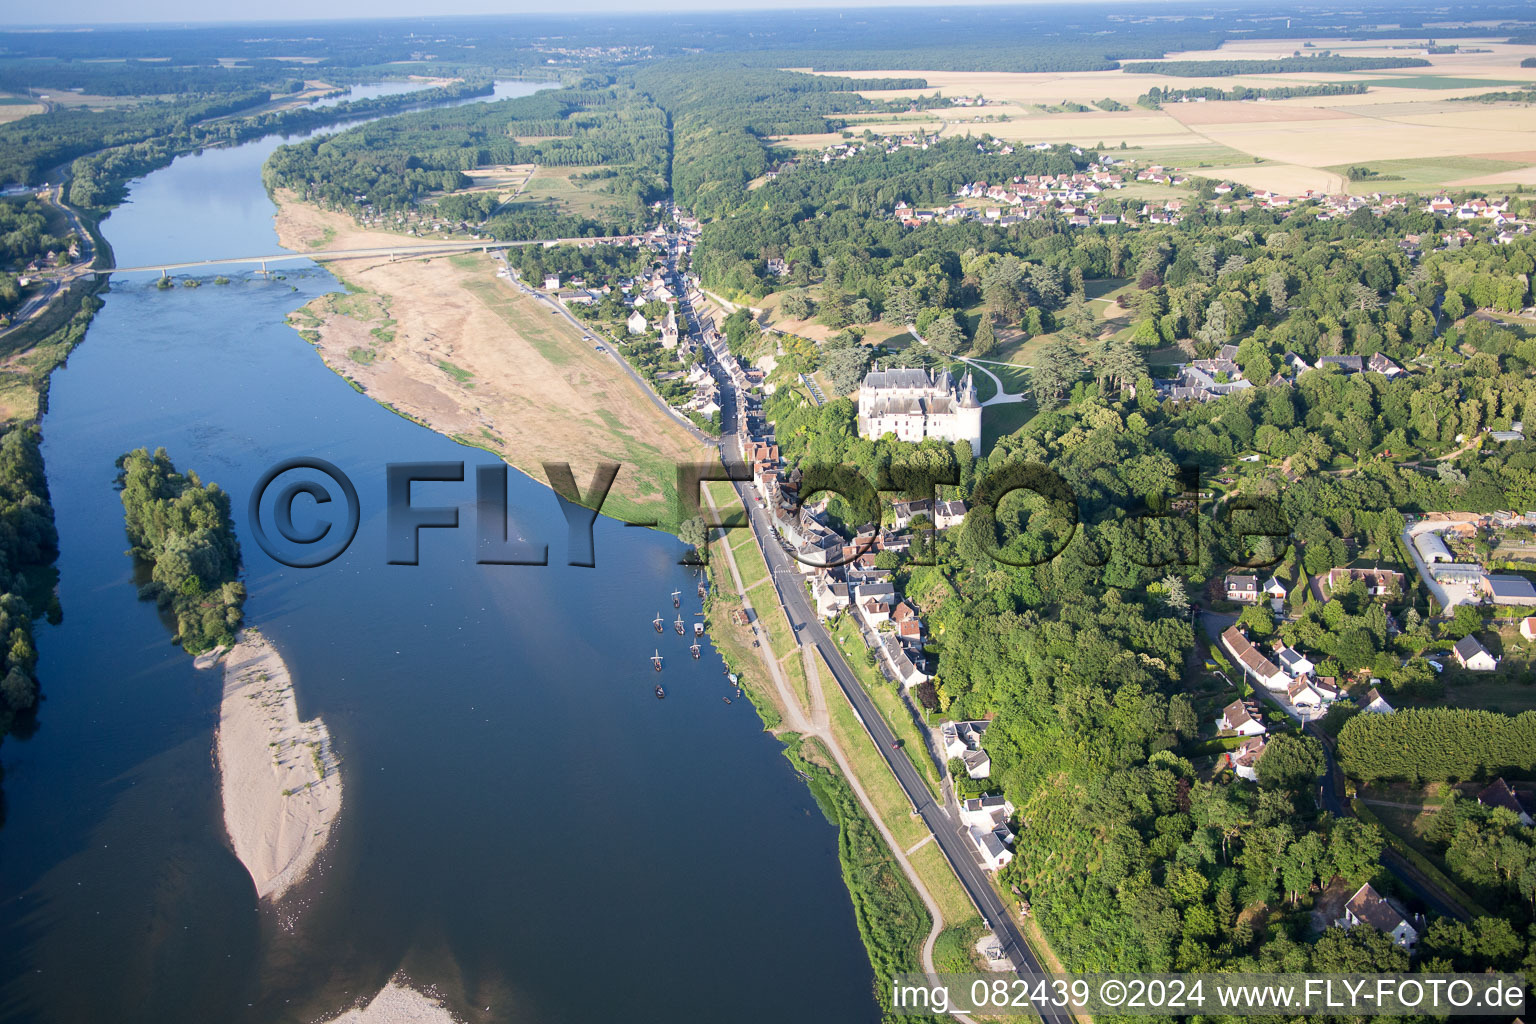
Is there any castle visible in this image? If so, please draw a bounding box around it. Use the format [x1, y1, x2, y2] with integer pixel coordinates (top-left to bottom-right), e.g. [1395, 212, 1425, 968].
[856, 366, 983, 456]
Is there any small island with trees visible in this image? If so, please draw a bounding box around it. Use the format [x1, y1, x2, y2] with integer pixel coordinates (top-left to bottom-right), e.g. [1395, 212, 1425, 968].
[116, 447, 244, 654]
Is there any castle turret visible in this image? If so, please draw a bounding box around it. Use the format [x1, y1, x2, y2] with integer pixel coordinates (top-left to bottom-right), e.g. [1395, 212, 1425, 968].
[960, 371, 981, 409]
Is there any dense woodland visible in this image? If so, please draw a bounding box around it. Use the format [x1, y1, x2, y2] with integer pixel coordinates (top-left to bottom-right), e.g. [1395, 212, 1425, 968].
[0, 428, 58, 747]
[116, 448, 244, 655]
[1121, 56, 1432, 76]
[732, 105, 1536, 984]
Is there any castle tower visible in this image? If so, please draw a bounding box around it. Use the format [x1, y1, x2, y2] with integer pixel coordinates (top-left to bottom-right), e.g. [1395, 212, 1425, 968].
[958, 372, 983, 457]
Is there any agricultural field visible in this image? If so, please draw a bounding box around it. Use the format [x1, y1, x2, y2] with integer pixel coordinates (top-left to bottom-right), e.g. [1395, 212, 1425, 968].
[514, 165, 625, 220]
[803, 38, 1536, 195]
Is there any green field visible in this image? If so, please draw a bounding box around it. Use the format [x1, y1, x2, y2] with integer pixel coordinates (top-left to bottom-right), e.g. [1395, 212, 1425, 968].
[831, 617, 942, 795]
[1115, 140, 1267, 169]
[1326, 155, 1528, 190]
[514, 166, 622, 219]
[1354, 76, 1528, 90]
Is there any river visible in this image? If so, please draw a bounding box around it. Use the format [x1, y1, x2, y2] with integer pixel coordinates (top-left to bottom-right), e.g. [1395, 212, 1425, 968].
[0, 83, 879, 1024]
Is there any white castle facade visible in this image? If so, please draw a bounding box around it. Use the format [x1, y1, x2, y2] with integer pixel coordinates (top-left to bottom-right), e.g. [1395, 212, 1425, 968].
[856, 366, 983, 456]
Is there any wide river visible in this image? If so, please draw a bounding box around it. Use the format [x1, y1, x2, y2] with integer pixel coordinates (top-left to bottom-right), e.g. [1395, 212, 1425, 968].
[0, 83, 879, 1023]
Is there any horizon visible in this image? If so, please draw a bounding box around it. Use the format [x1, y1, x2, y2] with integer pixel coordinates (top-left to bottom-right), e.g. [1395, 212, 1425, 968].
[0, 0, 1409, 30]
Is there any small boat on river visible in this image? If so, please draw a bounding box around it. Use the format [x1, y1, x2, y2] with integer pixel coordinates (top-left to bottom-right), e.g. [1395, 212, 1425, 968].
[651, 650, 663, 671]
[653, 613, 664, 633]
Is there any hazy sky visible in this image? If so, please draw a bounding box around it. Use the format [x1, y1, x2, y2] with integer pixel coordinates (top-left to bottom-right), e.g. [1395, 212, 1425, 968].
[4, 0, 1077, 28]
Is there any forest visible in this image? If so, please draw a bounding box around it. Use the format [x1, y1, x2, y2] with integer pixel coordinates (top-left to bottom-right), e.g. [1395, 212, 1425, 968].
[1138, 82, 1369, 107]
[262, 84, 668, 237]
[730, 121, 1536, 982]
[0, 428, 58, 747]
[1120, 56, 1431, 76]
[116, 447, 244, 655]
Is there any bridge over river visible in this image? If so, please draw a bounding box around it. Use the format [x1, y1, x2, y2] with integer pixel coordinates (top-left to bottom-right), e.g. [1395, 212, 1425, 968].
[104, 235, 633, 276]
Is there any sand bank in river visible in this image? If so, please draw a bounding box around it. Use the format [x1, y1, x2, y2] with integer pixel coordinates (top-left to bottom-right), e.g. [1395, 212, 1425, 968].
[326, 981, 462, 1024]
[214, 627, 342, 901]
[272, 192, 705, 526]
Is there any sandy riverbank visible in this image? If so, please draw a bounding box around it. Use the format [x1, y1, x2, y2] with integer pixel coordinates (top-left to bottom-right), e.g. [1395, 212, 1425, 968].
[214, 627, 342, 901]
[272, 193, 705, 525]
[327, 981, 461, 1024]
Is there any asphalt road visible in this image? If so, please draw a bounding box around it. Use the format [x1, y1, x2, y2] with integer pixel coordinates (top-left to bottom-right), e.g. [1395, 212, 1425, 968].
[697, 342, 1072, 1024]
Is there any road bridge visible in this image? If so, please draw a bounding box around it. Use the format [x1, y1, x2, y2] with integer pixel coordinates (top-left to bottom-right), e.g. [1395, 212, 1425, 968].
[102, 236, 634, 276]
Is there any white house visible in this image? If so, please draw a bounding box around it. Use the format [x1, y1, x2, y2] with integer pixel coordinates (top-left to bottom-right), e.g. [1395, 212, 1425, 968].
[1225, 574, 1259, 604]
[1522, 617, 1536, 642]
[542, 274, 561, 291]
[1275, 645, 1316, 680]
[959, 794, 1014, 831]
[1229, 735, 1267, 781]
[1218, 699, 1267, 736]
[968, 825, 1014, 871]
[854, 582, 897, 629]
[1287, 674, 1338, 711]
[942, 720, 991, 779]
[1221, 627, 1286, 690]
[1262, 576, 1287, 605]
[1452, 635, 1498, 672]
[1338, 883, 1418, 948]
[1477, 778, 1535, 826]
[812, 577, 850, 619]
[1361, 687, 1395, 714]
[627, 310, 649, 335]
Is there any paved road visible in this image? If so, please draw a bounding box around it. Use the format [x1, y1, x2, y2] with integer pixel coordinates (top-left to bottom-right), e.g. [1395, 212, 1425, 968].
[700, 353, 1071, 1022]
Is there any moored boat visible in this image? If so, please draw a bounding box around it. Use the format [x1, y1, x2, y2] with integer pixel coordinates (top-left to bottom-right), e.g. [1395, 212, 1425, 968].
[651, 649, 663, 671]
[653, 613, 664, 633]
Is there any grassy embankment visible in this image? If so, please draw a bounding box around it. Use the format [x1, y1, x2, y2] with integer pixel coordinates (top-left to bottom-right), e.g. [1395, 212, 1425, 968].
[785, 733, 945, 1024]
[829, 615, 943, 797]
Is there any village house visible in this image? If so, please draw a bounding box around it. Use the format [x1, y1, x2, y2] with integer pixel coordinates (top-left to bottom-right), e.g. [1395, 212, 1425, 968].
[1522, 616, 1536, 642]
[1221, 626, 1286, 690]
[879, 634, 930, 689]
[1477, 778, 1535, 826]
[1275, 645, 1316, 680]
[812, 576, 851, 619]
[1287, 674, 1339, 712]
[1262, 576, 1287, 604]
[959, 794, 1014, 832]
[1217, 699, 1266, 737]
[942, 721, 991, 779]
[1229, 735, 1267, 781]
[626, 310, 648, 335]
[541, 274, 561, 291]
[1225, 574, 1259, 604]
[1337, 883, 1419, 948]
[968, 822, 1014, 872]
[1452, 635, 1498, 672]
[1327, 567, 1405, 597]
[1361, 687, 1395, 714]
[853, 581, 897, 629]
[933, 499, 968, 529]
